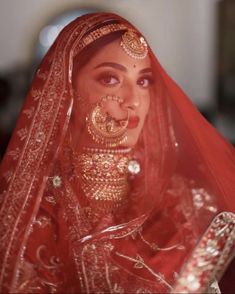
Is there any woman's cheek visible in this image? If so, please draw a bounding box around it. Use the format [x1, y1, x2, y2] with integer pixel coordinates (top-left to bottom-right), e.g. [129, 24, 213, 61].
[142, 95, 150, 113]
[147, 94, 151, 109]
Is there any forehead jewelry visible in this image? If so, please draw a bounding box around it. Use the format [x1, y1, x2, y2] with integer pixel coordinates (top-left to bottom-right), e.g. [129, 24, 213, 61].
[75, 23, 128, 55]
[120, 30, 148, 59]
[86, 95, 129, 148]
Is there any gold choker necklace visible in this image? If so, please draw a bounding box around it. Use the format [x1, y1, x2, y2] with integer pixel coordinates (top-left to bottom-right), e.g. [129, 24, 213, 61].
[74, 147, 133, 212]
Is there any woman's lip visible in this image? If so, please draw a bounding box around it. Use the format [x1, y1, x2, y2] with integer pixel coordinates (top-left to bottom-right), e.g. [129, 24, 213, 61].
[127, 116, 140, 129]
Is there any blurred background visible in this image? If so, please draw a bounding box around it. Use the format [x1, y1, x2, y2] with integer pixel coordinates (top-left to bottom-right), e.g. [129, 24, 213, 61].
[0, 0, 235, 159]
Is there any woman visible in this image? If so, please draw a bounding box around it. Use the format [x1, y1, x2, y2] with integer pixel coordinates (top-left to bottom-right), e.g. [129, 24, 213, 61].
[0, 12, 234, 293]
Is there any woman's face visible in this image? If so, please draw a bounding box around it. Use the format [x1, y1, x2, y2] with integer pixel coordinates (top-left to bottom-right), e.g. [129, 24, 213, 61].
[73, 37, 153, 148]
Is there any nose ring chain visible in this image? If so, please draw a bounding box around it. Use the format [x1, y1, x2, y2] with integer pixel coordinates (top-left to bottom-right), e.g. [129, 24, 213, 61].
[86, 95, 129, 148]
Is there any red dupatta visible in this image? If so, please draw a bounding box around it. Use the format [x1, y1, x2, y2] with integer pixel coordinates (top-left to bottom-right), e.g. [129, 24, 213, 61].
[0, 12, 234, 293]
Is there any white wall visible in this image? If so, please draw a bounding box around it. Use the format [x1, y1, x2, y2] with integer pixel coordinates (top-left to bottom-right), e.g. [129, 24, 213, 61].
[0, 0, 219, 108]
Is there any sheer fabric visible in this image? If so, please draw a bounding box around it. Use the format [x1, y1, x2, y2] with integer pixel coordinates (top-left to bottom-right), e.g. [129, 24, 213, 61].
[0, 12, 234, 293]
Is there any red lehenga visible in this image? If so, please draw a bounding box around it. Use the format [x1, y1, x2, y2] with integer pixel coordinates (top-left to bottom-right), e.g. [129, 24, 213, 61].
[0, 13, 235, 294]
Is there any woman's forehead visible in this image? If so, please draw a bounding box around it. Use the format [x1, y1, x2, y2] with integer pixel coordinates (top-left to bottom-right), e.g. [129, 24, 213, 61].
[82, 38, 151, 70]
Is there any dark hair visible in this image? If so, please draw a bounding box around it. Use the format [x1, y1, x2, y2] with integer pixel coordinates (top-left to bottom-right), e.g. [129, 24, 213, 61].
[73, 30, 124, 74]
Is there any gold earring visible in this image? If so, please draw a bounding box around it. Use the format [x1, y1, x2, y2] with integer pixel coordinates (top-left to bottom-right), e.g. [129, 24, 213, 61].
[86, 95, 129, 148]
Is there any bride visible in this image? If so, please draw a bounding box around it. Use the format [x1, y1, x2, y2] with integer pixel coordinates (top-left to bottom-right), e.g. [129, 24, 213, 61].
[0, 12, 234, 293]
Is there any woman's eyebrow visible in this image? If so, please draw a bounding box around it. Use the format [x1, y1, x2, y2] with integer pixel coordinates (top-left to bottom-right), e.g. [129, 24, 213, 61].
[94, 63, 152, 75]
[94, 62, 127, 72]
[139, 68, 152, 74]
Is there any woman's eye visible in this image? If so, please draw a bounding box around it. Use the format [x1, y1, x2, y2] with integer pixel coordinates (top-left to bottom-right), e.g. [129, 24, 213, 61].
[137, 76, 153, 88]
[98, 75, 120, 86]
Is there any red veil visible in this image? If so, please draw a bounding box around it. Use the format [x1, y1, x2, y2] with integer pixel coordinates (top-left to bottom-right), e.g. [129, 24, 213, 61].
[0, 12, 234, 293]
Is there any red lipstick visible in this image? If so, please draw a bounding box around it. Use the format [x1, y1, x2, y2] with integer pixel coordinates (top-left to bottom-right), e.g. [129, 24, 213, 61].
[127, 116, 140, 129]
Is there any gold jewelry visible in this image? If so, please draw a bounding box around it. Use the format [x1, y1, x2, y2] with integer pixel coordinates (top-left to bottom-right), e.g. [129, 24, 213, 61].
[86, 95, 129, 148]
[76, 23, 128, 55]
[83, 146, 132, 154]
[75, 148, 132, 211]
[83, 147, 140, 175]
[120, 30, 148, 59]
[75, 23, 148, 59]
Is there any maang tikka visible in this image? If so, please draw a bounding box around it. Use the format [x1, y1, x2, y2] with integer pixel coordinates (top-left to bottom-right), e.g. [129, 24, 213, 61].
[86, 95, 129, 148]
[120, 30, 148, 59]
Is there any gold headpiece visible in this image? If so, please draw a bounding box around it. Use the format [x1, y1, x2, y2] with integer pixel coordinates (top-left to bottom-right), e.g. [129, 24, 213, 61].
[76, 23, 127, 55]
[120, 30, 148, 59]
[75, 23, 148, 59]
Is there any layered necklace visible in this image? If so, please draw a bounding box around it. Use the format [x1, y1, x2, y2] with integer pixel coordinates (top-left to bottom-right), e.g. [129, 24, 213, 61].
[74, 147, 140, 213]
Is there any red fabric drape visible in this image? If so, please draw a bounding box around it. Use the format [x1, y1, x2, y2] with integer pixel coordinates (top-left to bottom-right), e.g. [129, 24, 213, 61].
[0, 12, 234, 293]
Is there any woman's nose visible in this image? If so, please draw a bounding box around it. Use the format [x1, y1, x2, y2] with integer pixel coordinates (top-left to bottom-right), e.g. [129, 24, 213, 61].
[121, 85, 140, 111]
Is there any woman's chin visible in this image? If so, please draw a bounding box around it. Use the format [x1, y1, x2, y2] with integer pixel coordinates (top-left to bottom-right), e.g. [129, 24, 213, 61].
[121, 135, 139, 148]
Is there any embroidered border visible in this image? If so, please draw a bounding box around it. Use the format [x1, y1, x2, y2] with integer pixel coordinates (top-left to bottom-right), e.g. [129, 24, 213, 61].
[172, 212, 235, 293]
